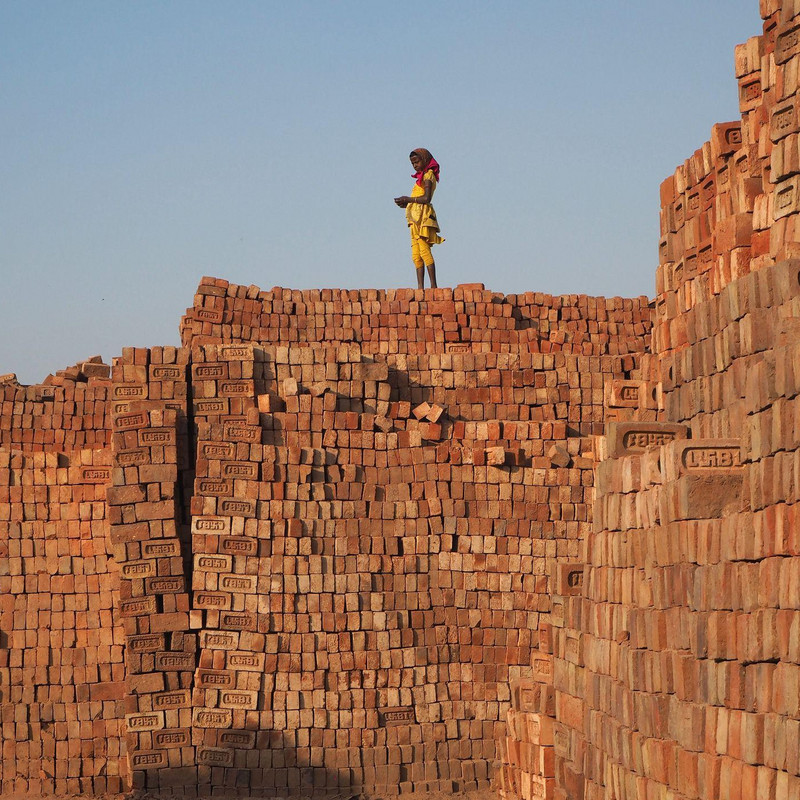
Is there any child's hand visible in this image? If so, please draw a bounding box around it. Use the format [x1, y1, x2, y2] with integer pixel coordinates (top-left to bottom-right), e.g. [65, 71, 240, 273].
[394, 196, 410, 207]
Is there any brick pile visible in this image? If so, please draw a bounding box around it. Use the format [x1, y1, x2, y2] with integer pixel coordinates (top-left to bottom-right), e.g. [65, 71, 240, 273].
[495, 678, 556, 800]
[537, 5, 800, 793]
[180, 330, 647, 797]
[0, 276, 651, 798]
[107, 347, 195, 792]
[497, 4, 800, 797]
[0, 357, 111, 453]
[577, 262, 799, 796]
[550, 362, 800, 799]
[189, 342, 268, 796]
[110, 346, 193, 525]
[181, 281, 650, 358]
[8, 5, 800, 796]
[2, 2, 800, 798]
[178, 282, 653, 793]
[0, 446, 126, 796]
[655, 0, 800, 361]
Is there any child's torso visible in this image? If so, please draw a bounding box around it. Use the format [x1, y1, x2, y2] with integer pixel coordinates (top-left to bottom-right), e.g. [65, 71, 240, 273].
[411, 170, 437, 200]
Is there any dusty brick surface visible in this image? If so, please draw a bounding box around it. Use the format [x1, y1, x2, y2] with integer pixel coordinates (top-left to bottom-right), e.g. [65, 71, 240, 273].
[533, 4, 800, 799]
[0, 288, 651, 798]
[6, 4, 800, 799]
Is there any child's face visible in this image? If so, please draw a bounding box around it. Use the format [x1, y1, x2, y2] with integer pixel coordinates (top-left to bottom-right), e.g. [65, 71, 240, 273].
[409, 153, 425, 172]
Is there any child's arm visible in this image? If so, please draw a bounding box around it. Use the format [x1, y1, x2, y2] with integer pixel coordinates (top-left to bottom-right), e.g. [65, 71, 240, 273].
[394, 179, 433, 207]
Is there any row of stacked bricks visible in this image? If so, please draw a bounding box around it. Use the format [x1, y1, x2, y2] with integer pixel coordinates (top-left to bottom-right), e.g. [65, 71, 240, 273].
[767, 0, 800, 265]
[107, 347, 196, 791]
[494, 663, 558, 800]
[181, 278, 651, 357]
[494, 372, 661, 800]
[560, 4, 800, 795]
[546, 264, 800, 798]
[188, 340, 551, 797]
[568, 419, 763, 800]
[180, 280, 653, 434]
[657, 252, 800, 798]
[189, 341, 270, 796]
[110, 346, 194, 513]
[182, 296, 649, 799]
[656, 0, 800, 362]
[547, 375, 664, 800]
[659, 259, 800, 439]
[0, 445, 126, 796]
[0, 358, 111, 452]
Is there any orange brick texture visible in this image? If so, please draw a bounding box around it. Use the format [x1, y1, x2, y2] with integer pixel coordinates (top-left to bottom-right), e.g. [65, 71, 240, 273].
[0, 357, 111, 453]
[0, 447, 126, 796]
[548, 261, 800, 799]
[537, 2, 800, 800]
[0, 285, 651, 798]
[8, 2, 800, 797]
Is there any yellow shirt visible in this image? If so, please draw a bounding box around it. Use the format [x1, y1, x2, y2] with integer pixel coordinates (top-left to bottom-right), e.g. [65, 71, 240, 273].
[406, 169, 444, 244]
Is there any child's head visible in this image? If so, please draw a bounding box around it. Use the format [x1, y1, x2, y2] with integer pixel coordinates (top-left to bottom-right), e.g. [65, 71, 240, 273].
[410, 148, 433, 173]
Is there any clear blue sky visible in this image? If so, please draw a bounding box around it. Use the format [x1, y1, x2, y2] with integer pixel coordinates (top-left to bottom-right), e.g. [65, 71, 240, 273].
[2, 0, 760, 384]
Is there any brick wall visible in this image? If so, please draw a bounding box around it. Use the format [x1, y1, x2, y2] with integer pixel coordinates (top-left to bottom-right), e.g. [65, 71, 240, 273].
[544, 258, 800, 800]
[525, 2, 800, 798]
[0, 285, 651, 798]
[7, 3, 800, 796]
[0, 447, 126, 796]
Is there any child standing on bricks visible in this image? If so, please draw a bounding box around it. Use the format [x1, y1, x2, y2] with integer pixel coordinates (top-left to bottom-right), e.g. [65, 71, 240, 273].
[394, 148, 444, 289]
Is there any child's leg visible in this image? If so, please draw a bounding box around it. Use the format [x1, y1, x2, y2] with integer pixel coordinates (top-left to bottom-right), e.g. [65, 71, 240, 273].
[426, 263, 437, 289]
[417, 239, 437, 289]
[411, 234, 425, 289]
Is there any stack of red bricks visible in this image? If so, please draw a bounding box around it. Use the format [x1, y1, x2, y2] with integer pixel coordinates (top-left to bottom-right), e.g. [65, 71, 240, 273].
[0, 446, 126, 796]
[181, 280, 651, 358]
[763, 0, 800, 264]
[547, 254, 800, 799]
[177, 305, 649, 797]
[107, 348, 196, 792]
[0, 358, 111, 452]
[655, 0, 800, 365]
[570, 21, 800, 795]
[496, 677, 557, 800]
[184, 341, 550, 795]
[5, 3, 800, 799]
[190, 343, 271, 796]
[656, 118, 754, 352]
[1, 274, 652, 798]
[659, 259, 800, 438]
[111, 346, 193, 519]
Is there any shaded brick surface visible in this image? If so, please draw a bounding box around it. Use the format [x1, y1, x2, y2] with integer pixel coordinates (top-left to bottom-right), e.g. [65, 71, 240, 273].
[539, 3, 800, 797]
[6, 3, 800, 798]
[0, 287, 651, 798]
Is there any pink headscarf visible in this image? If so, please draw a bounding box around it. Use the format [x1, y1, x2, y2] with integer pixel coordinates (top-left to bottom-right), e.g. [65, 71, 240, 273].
[411, 148, 440, 187]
